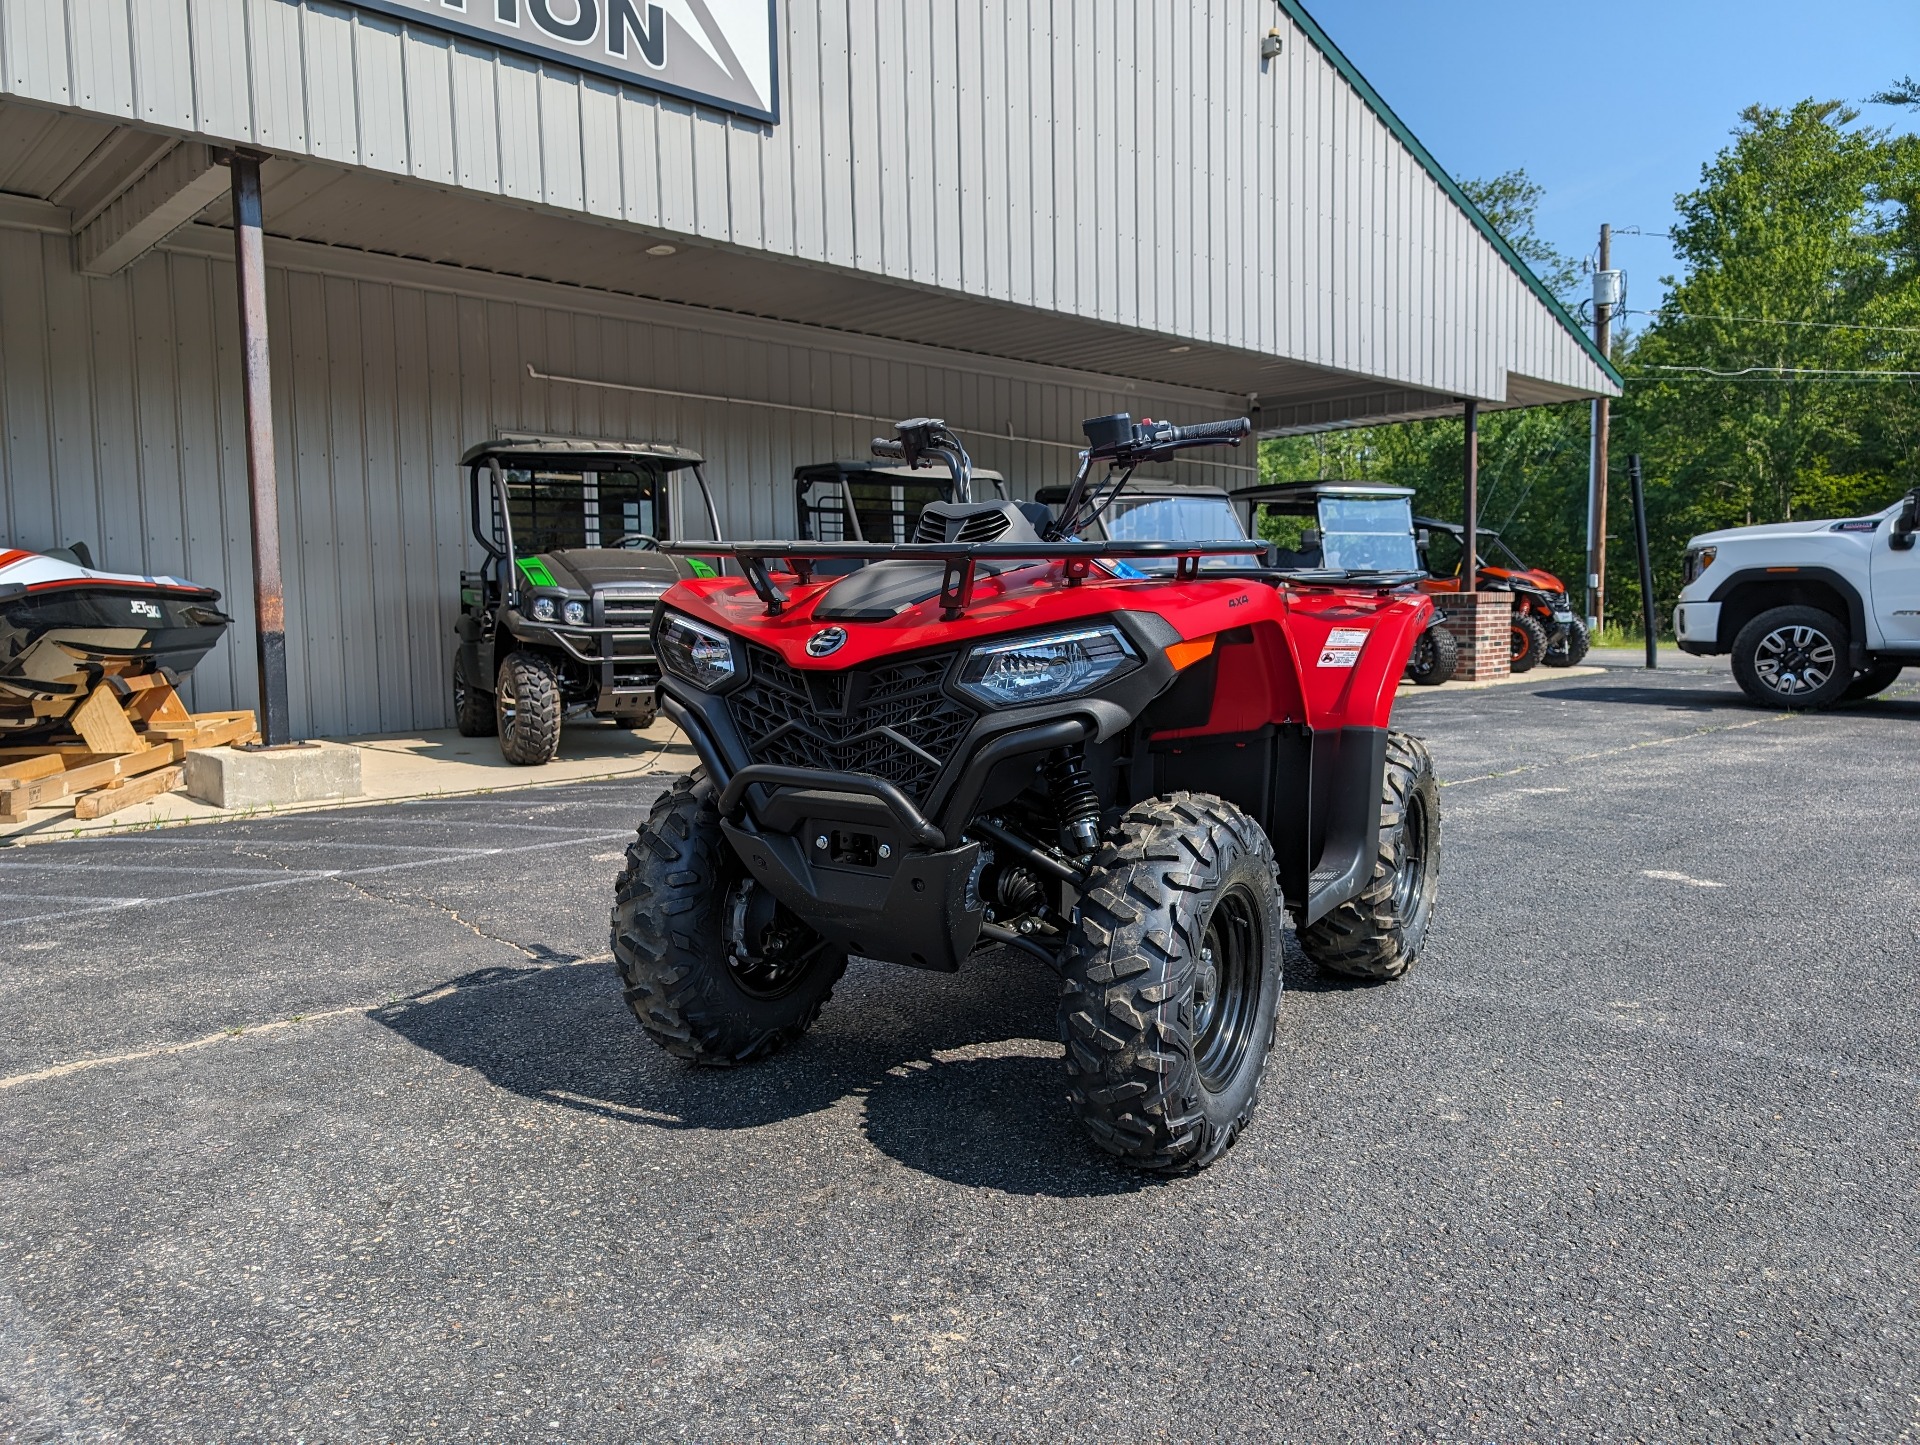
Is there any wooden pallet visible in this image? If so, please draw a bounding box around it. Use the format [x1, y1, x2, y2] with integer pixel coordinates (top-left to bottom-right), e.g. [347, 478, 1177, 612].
[0, 677, 258, 824]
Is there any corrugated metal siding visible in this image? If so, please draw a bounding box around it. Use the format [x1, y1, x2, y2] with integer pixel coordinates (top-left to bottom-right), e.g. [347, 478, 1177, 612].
[3, 0, 1612, 403]
[0, 218, 1244, 737]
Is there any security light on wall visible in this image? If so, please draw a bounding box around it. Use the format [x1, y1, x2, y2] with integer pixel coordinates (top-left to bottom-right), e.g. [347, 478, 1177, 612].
[1260, 30, 1284, 60]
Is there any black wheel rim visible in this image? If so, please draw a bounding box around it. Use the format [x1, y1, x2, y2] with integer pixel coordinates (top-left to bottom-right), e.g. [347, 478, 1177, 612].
[497, 669, 518, 728]
[1191, 884, 1264, 1094]
[1391, 787, 1431, 919]
[723, 877, 830, 999]
[1755, 624, 1837, 696]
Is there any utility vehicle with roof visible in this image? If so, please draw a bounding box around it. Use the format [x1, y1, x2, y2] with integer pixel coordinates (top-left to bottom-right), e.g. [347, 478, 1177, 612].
[1231, 480, 1462, 686]
[793, 458, 1009, 574]
[453, 437, 724, 765]
[1414, 518, 1587, 672]
[1673, 486, 1920, 709]
[610, 414, 1442, 1174]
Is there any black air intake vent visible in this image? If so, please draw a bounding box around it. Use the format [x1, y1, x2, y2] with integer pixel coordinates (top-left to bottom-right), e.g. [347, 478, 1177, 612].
[913, 510, 1011, 544]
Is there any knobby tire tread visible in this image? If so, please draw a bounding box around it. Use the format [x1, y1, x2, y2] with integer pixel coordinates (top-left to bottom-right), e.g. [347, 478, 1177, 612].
[610, 772, 846, 1066]
[1297, 731, 1439, 982]
[1060, 793, 1282, 1175]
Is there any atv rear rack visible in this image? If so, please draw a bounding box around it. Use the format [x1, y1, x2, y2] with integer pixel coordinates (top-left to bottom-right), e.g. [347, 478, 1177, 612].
[660, 539, 1258, 617]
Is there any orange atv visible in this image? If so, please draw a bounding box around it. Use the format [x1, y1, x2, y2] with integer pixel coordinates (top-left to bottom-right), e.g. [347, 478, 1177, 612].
[1413, 518, 1589, 672]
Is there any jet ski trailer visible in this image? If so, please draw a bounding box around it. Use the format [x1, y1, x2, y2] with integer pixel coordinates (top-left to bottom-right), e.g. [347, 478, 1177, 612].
[0, 547, 233, 740]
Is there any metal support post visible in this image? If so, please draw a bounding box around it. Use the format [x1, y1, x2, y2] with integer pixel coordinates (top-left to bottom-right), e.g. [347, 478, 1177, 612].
[228, 150, 293, 746]
[1586, 222, 1613, 632]
[1462, 398, 1480, 585]
[1629, 454, 1657, 669]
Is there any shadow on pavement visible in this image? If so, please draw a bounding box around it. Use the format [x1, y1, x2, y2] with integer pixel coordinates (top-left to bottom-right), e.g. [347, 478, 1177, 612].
[369, 948, 1151, 1198]
[1537, 682, 1920, 719]
[1530, 683, 1749, 712]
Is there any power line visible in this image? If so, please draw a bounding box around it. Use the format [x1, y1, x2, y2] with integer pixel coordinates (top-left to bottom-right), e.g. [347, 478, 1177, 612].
[1634, 363, 1920, 379]
[1623, 309, 1920, 336]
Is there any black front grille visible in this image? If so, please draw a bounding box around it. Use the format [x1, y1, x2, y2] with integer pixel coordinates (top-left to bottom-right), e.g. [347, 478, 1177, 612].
[600, 593, 664, 629]
[727, 646, 976, 801]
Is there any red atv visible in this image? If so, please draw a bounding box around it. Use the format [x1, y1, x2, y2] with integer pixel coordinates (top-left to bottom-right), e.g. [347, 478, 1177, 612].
[1414, 518, 1590, 671]
[613, 415, 1441, 1173]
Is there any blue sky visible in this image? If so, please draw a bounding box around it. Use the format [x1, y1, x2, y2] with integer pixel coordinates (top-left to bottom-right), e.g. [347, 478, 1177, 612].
[1307, 0, 1920, 314]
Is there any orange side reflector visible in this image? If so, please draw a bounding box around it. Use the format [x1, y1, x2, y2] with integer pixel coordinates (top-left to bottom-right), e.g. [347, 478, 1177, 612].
[1164, 636, 1217, 671]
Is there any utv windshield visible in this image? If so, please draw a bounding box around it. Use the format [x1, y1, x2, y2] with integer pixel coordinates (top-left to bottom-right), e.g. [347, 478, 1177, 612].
[493, 468, 689, 555]
[1102, 494, 1263, 571]
[1316, 497, 1419, 572]
[798, 478, 956, 545]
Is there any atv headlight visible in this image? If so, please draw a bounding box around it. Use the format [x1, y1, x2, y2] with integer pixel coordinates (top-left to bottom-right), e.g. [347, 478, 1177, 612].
[658, 611, 737, 691]
[531, 595, 558, 622]
[562, 599, 588, 627]
[957, 626, 1138, 707]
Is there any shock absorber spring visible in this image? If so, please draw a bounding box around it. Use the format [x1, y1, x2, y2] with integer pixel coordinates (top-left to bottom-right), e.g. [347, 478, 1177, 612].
[1046, 745, 1103, 856]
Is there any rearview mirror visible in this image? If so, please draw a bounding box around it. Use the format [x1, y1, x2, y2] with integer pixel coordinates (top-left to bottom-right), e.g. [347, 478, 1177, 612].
[1894, 488, 1919, 551]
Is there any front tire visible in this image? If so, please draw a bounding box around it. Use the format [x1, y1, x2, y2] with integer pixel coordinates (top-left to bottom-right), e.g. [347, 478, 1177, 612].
[496, 652, 563, 764]
[1298, 731, 1440, 982]
[1731, 606, 1852, 710]
[1060, 794, 1285, 1174]
[1510, 611, 1549, 673]
[611, 772, 847, 1065]
[1405, 622, 1459, 686]
[1546, 616, 1590, 668]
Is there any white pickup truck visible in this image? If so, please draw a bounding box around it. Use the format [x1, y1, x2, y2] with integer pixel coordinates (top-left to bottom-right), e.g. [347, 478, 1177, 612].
[1673, 488, 1920, 708]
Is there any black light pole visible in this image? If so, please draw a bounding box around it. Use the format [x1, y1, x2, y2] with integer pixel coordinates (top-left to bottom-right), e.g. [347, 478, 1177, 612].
[228, 149, 293, 745]
[1629, 454, 1657, 669]
[1463, 399, 1479, 585]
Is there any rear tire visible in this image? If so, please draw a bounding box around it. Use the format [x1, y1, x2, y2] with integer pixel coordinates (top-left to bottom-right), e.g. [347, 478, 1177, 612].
[1731, 606, 1853, 711]
[496, 652, 563, 764]
[1843, 661, 1904, 701]
[1060, 794, 1285, 1174]
[1298, 731, 1440, 982]
[1546, 616, 1590, 668]
[1405, 622, 1459, 686]
[610, 771, 847, 1065]
[452, 650, 496, 736]
[1510, 611, 1549, 673]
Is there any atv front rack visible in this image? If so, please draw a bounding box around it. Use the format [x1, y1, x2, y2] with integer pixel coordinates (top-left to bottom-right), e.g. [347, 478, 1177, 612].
[658, 539, 1256, 617]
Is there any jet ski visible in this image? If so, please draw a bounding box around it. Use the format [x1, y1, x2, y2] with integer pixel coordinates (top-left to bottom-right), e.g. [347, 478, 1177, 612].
[0, 545, 232, 738]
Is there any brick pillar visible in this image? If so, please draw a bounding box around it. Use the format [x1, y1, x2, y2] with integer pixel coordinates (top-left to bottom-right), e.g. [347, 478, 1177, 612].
[1434, 592, 1512, 682]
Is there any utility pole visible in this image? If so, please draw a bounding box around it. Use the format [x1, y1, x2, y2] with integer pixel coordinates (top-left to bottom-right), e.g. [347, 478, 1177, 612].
[1586, 223, 1615, 633]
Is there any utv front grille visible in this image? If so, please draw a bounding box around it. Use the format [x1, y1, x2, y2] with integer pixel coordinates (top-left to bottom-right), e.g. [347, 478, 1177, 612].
[599, 593, 664, 629]
[726, 646, 977, 802]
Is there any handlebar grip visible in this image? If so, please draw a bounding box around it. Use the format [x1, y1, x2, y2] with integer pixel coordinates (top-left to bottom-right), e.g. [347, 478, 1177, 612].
[1167, 417, 1252, 446]
[870, 437, 906, 460]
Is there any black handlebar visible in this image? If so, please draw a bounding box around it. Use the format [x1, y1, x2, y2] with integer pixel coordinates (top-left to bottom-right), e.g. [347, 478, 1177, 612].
[870, 438, 906, 460]
[1163, 417, 1255, 446]
[1082, 413, 1253, 465]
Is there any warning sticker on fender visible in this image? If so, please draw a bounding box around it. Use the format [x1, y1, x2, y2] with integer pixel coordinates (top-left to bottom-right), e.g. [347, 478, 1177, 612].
[1318, 647, 1362, 668]
[1325, 628, 1369, 648]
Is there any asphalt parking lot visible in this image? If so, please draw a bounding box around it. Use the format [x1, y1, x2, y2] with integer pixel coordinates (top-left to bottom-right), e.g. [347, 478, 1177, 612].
[3, 659, 1918, 1444]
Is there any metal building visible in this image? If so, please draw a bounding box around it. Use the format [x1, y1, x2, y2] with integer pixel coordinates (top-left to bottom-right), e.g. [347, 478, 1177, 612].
[0, 0, 1619, 738]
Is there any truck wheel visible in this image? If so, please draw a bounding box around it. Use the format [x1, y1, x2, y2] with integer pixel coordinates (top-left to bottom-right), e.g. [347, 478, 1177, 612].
[1060, 794, 1285, 1174]
[496, 652, 563, 764]
[610, 771, 847, 1065]
[1298, 731, 1440, 982]
[1843, 661, 1904, 702]
[1405, 622, 1458, 686]
[1510, 612, 1549, 673]
[452, 651, 496, 737]
[1731, 606, 1852, 710]
[1546, 616, 1591, 668]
